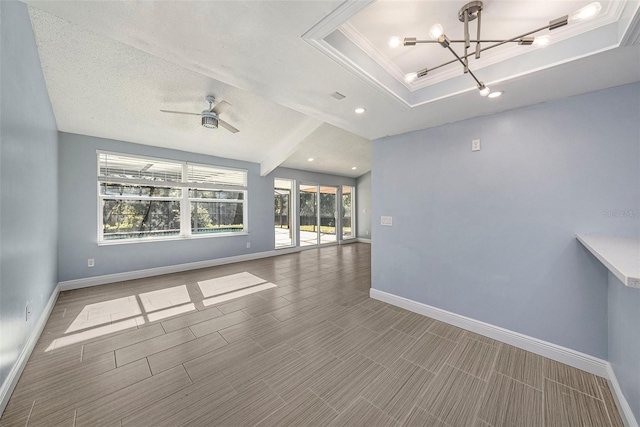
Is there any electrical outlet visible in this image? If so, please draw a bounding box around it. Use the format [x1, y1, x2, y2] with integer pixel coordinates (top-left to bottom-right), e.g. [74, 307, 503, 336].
[472, 139, 481, 151]
[246, 242, 251, 249]
[381, 216, 393, 226]
[25, 302, 31, 322]
[87, 258, 95, 267]
[366, 230, 369, 235]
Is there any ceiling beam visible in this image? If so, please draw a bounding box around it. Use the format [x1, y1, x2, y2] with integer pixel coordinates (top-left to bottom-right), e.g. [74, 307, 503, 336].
[259, 117, 323, 177]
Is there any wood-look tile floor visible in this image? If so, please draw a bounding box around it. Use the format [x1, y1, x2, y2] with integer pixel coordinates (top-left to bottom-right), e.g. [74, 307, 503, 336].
[0, 243, 624, 426]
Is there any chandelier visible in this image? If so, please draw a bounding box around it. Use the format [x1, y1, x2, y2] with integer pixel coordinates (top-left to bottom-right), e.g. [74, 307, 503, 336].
[392, 1, 603, 97]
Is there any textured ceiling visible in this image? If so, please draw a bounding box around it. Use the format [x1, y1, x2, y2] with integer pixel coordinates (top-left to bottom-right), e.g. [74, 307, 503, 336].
[26, 0, 640, 179]
[27, 4, 372, 176]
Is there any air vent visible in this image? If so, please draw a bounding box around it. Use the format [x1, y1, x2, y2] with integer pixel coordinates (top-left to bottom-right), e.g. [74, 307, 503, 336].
[330, 92, 346, 100]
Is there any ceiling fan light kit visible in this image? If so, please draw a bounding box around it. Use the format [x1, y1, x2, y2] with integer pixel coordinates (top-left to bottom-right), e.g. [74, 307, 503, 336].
[396, 1, 602, 97]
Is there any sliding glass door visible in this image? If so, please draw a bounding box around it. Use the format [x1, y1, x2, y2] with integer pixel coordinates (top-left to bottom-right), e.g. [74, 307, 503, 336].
[298, 183, 353, 247]
[341, 185, 355, 240]
[319, 186, 337, 244]
[274, 178, 294, 248]
[299, 184, 318, 246]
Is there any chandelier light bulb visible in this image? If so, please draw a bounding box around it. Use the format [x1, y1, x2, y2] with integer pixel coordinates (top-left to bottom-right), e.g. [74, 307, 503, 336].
[429, 23, 444, 40]
[388, 36, 402, 48]
[569, 2, 602, 22]
[533, 35, 551, 47]
[404, 72, 418, 83]
[479, 84, 491, 97]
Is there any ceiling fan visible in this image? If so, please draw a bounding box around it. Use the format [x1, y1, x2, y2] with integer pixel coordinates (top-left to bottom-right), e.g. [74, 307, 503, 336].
[160, 95, 239, 133]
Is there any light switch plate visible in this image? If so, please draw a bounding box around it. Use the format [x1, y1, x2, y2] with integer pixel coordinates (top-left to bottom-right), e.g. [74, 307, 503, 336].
[381, 216, 393, 226]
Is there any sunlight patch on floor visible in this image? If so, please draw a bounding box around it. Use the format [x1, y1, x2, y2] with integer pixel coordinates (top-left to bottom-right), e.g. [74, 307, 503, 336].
[139, 285, 191, 313]
[66, 296, 141, 333]
[197, 272, 268, 298]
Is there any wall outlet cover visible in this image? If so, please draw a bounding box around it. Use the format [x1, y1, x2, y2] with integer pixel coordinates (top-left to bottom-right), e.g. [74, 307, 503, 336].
[381, 216, 393, 226]
[472, 139, 481, 151]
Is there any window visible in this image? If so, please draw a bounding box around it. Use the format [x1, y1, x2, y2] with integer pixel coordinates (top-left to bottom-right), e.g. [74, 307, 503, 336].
[98, 152, 247, 243]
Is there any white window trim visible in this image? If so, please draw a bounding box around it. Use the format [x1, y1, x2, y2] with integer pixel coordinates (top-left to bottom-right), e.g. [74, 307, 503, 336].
[97, 150, 248, 245]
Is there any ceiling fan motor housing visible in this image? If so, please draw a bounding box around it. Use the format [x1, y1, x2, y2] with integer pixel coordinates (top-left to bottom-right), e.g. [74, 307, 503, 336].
[201, 110, 219, 129]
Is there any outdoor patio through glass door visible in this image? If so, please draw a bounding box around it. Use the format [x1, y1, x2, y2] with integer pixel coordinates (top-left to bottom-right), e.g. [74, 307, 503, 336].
[299, 184, 337, 246]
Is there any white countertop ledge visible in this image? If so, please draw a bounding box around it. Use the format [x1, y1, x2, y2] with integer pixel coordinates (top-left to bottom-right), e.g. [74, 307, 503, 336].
[576, 234, 640, 289]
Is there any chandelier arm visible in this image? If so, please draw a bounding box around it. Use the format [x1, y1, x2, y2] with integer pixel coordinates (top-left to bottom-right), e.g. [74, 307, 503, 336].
[463, 10, 470, 72]
[412, 38, 540, 44]
[446, 45, 483, 86]
[477, 24, 551, 52]
[476, 8, 482, 58]
[425, 58, 460, 73]
[408, 23, 552, 82]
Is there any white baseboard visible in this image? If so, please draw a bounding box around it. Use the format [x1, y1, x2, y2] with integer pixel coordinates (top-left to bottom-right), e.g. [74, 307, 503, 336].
[370, 288, 608, 376]
[356, 238, 371, 244]
[0, 283, 60, 416]
[606, 363, 639, 427]
[370, 288, 637, 426]
[59, 247, 302, 291]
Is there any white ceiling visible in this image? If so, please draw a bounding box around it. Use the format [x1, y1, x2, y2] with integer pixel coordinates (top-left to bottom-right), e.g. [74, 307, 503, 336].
[344, 0, 620, 88]
[26, 1, 640, 179]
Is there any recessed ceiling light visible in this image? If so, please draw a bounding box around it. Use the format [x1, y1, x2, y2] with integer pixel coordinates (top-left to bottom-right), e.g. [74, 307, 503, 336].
[488, 91, 503, 98]
[355, 108, 366, 114]
[352, 166, 357, 170]
[307, 158, 314, 162]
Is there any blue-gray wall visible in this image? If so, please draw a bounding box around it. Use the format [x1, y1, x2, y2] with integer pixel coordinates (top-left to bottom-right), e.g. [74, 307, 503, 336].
[371, 83, 640, 359]
[356, 171, 372, 239]
[0, 0, 59, 407]
[608, 272, 640, 420]
[58, 133, 356, 282]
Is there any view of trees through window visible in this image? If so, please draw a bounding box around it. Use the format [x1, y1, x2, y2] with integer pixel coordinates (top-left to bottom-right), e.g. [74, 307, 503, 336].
[342, 185, 354, 239]
[101, 184, 181, 240]
[190, 190, 244, 235]
[99, 153, 247, 242]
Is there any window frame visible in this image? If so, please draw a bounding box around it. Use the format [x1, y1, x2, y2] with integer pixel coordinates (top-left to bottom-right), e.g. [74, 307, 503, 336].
[97, 150, 248, 245]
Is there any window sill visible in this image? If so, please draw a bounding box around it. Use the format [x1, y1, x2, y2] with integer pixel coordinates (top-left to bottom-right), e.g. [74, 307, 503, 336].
[98, 231, 249, 246]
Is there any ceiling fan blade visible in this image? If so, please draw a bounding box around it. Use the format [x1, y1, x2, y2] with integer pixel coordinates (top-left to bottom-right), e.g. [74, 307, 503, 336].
[212, 100, 232, 115]
[218, 119, 240, 133]
[160, 109, 200, 116]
